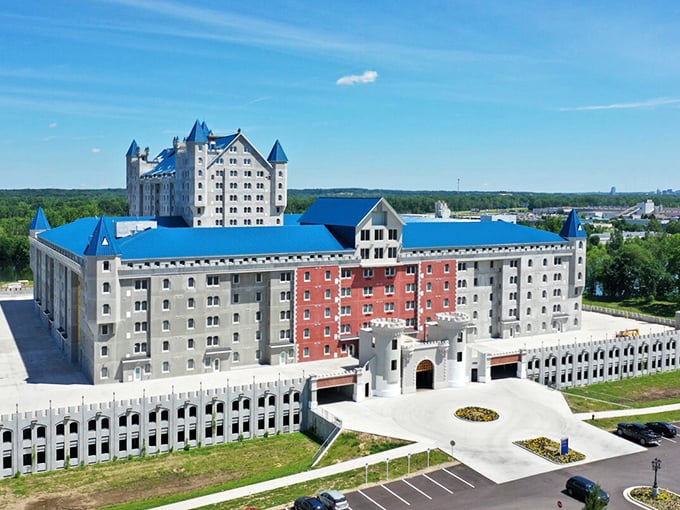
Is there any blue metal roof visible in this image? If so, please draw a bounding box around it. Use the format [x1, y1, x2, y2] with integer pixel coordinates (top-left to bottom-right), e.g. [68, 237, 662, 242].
[186, 120, 210, 143]
[126, 140, 139, 157]
[560, 209, 587, 239]
[299, 197, 382, 227]
[213, 134, 237, 149]
[30, 207, 51, 231]
[39, 218, 351, 260]
[84, 217, 119, 257]
[403, 220, 567, 249]
[142, 149, 176, 178]
[267, 140, 288, 162]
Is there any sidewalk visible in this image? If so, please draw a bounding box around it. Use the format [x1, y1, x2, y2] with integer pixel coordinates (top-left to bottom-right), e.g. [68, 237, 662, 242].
[152, 441, 436, 510]
[574, 402, 680, 421]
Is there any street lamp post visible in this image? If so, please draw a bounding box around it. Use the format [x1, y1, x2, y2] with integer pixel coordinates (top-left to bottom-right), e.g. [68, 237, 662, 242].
[652, 457, 662, 499]
[386, 457, 390, 480]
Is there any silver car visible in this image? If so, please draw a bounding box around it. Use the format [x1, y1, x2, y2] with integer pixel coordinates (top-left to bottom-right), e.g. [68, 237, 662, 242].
[317, 490, 350, 510]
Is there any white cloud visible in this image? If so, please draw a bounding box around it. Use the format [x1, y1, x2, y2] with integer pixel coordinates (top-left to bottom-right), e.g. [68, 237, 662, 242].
[91, 147, 102, 153]
[48, 122, 57, 128]
[336, 70, 378, 86]
[560, 97, 680, 111]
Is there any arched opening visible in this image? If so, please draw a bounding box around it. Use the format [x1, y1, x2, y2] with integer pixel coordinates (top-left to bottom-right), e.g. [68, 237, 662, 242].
[415, 359, 434, 389]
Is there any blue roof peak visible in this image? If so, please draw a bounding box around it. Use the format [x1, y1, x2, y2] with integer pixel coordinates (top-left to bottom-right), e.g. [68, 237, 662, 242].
[267, 140, 288, 163]
[560, 209, 587, 239]
[186, 120, 210, 143]
[126, 140, 139, 157]
[84, 217, 119, 257]
[30, 207, 51, 231]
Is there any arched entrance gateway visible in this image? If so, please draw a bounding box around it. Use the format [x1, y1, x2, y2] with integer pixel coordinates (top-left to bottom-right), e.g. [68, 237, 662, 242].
[415, 359, 434, 389]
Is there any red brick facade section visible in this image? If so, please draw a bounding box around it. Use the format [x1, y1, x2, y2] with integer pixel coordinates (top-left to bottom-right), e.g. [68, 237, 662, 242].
[295, 266, 341, 362]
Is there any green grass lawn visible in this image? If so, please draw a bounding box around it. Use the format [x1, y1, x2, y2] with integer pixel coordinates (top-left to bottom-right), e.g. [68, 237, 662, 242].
[562, 370, 680, 412]
[199, 448, 452, 510]
[583, 296, 679, 319]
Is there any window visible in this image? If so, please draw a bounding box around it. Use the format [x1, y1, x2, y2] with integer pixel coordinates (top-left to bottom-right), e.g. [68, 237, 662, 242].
[340, 305, 351, 316]
[232, 313, 239, 324]
[162, 361, 169, 373]
[162, 341, 169, 352]
[324, 307, 331, 318]
[341, 268, 352, 279]
[325, 270, 332, 280]
[325, 289, 331, 299]
[303, 347, 310, 358]
[360, 229, 370, 241]
[385, 284, 395, 294]
[324, 326, 331, 337]
[187, 338, 195, 349]
[363, 286, 373, 296]
[303, 309, 311, 319]
[385, 267, 396, 277]
[233, 332, 240, 343]
[101, 367, 109, 379]
[363, 268, 374, 278]
[187, 297, 194, 309]
[280, 291, 291, 301]
[207, 275, 219, 287]
[188, 277, 195, 288]
[134, 280, 148, 290]
[406, 283, 416, 293]
[406, 265, 417, 275]
[100, 345, 108, 357]
[102, 282, 110, 294]
[341, 287, 352, 297]
[363, 304, 373, 314]
[384, 302, 395, 312]
[303, 328, 310, 338]
[187, 359, 194, 370]
[426, 264, 433, 274]
[162, 279, 170, 290]
[162, 299, 170, 311]
[280, 272, 291, 282]
[304, 271, 311, 281]
[102, 304, 110, 315]
[444, 263, 450, 273]
[388, 228, 398, 240]
[303, 290, 311, 301]
[102, 260, 110, 272]
[324, 344, 331, 355]
[162, 320, 170, 331]
[207, 335, 219, 346]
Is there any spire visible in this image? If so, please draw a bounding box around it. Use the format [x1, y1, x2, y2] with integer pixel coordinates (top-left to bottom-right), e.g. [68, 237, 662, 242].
[29, 207, 51, 231]
[560, 209, 587, 239]
[267, 140, 288, 163]
[126, 139, 139, 157]
[84, 217, 119, 257]
[186, 120, 209, 143]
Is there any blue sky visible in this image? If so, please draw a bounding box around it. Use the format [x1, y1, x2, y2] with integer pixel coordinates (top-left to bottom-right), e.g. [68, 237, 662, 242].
[2, 0, 679, 192]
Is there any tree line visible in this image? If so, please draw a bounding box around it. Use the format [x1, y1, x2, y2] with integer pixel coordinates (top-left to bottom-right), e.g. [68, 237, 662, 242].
[2, 188, 680, 301]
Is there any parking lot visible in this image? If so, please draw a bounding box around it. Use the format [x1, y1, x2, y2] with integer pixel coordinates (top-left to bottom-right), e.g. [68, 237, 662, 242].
[346, 464, 493, 510]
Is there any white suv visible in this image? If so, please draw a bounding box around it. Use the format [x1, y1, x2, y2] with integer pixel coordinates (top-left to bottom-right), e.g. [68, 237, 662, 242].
[317, 490, 350, 510]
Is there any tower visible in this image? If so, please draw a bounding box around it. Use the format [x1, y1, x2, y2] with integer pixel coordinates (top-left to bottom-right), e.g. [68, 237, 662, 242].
[435, 312, 471, 388]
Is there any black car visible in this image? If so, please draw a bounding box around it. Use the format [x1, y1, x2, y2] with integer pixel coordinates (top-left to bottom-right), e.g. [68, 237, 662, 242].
[566, 476, 610, 504]
[645, 421, 677, 438]
[616, 422, 661, 446]
[294, 496, 326, 510]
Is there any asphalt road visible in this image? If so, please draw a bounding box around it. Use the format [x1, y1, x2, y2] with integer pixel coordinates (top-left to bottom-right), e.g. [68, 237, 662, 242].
[344, 428, 679, 510]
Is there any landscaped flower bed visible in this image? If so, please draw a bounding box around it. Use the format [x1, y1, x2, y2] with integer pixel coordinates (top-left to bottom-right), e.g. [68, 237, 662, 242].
[630, 487, 680, 510]
[454, 406, 499, 422]
[513, 436, 585, 464]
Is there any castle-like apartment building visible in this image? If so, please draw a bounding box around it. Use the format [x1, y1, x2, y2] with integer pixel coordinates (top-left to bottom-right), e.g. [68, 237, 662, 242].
[29, 121, 587, 385]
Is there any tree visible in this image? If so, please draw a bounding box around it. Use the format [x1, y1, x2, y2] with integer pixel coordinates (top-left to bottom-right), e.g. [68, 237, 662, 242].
[583, 485, 608, 510]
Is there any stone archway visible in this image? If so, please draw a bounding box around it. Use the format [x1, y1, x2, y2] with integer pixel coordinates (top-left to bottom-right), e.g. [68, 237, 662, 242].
[415, 359, 434, 389]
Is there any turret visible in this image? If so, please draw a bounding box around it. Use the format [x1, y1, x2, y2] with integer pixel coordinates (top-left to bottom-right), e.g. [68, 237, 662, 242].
[434, 312, 471, 387]
[268, 140, 288, 214]
[29, 207, 51, 239]
[364, 318, 406, 397]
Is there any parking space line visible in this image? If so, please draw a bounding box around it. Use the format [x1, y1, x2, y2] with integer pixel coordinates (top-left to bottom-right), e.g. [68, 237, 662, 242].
[402, 479, 433, 500]
[663, 437, 676, 444]
[382, 484, 410, 505]
[358, 490, 387, 510]
[443, 468, 476, 488]
[423, 473, 454, 494]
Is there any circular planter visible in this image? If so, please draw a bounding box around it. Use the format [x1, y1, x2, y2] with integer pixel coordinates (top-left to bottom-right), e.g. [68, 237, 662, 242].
[455, 406, 499, 422]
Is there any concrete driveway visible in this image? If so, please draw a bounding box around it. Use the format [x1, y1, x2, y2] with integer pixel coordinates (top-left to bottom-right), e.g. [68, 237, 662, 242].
[321, 378, 643, 483]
